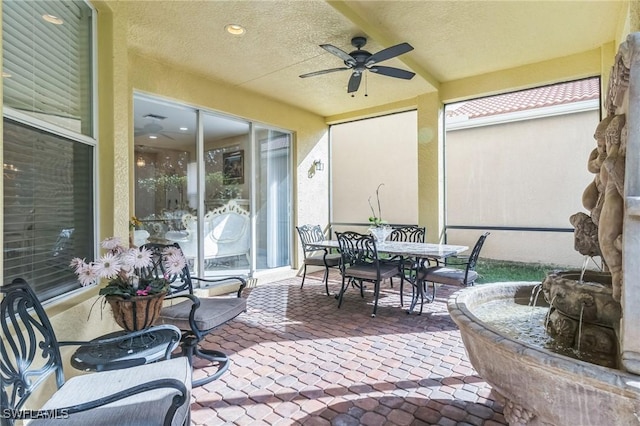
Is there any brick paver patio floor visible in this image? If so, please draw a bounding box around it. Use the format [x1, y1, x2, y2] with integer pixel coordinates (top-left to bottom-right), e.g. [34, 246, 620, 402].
[189, 271, 507, 425]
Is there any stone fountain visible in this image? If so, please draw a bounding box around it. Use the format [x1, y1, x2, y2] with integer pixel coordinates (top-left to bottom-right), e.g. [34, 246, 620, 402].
[448, 33, 640, 425]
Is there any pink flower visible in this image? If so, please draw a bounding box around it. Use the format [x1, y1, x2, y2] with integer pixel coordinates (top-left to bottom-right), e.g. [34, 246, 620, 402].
[136, 285, 151, 296]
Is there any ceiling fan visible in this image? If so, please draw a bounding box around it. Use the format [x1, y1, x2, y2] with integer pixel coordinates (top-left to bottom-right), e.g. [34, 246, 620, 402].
[135, 115, 176, 140]
[299, 36, 415, 94]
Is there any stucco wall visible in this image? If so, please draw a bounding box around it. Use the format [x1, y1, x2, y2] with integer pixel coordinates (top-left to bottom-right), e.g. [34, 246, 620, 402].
[331, 111, 419, 230]
[445, 109, 600, 266]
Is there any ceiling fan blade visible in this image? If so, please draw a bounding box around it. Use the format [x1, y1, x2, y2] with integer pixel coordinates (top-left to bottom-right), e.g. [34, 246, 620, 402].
[369, 65, 415, 80]
[366, 42, 414, 66]
[347, 72, 362, 93]
[299, 67, 350, 78]
[320, 44, 357, 66]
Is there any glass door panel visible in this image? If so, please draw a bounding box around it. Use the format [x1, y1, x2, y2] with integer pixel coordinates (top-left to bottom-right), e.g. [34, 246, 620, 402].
[133, 95, 197, 270]
[254, 127, 292, 270]
[202, 113, 251, 277]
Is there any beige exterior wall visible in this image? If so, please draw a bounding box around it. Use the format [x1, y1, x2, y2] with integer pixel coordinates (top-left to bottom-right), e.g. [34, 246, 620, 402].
[446, 109, 600, 267]
[330, 111, 418, 231]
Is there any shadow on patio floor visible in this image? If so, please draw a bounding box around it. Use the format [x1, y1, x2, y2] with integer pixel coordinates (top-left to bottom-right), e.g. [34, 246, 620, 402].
[190, 271, 506, 425]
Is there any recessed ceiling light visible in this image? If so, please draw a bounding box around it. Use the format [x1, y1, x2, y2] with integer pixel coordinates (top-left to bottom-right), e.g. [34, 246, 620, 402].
[149, 135, 158, 139]
[42, 14, 64, 25]
[225, 24, 245, 35]
[179, 127, 188, 131]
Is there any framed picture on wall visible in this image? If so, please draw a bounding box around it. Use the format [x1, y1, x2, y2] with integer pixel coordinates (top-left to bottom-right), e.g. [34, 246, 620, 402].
[223, 150, 244, 185]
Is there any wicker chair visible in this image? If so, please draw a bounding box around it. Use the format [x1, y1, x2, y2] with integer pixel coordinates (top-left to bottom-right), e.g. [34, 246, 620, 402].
[0, 278, 191, 426]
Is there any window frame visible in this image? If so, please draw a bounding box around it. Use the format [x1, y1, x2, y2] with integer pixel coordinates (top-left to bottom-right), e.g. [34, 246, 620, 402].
[2, 0, 98, 301]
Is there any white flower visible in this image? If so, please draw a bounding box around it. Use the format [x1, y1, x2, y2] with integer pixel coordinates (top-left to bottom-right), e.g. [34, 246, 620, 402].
[95, 251, 122, 279]
[164, 252, 186, 276]
[162, 246, 181, 258]
[76, 263, 99, 287]
[101, 237, 123, 251]
[130, 247, 153, 269]
[69, 257, 87, 273]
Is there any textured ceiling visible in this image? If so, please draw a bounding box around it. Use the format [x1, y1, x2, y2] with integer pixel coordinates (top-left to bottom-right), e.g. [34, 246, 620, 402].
[127, 0, 625, 118]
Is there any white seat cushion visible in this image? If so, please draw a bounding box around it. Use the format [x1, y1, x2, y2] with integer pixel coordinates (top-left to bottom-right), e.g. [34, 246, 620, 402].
[35, 357, 191, 425]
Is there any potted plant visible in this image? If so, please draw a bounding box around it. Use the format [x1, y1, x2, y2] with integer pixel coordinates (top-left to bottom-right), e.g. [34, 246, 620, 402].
[368, 183, 391, 241]
[70, 237, 186, 331]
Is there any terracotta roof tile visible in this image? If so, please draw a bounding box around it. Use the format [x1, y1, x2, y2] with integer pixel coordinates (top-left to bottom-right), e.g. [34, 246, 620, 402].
[446, 78, 599, 119]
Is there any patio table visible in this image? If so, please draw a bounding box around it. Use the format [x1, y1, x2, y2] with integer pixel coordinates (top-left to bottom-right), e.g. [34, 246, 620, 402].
[313, 240, 468, 313]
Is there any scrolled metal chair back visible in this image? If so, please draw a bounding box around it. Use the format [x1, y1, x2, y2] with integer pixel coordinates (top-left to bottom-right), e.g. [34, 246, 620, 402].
[296, 225, 325, 257]
[336, 231, 378, 270]
[467, 232, 490, 272]
[1, 278, 65, 419]
[389, 226, 426, 243]
[139, 242, 194, 296]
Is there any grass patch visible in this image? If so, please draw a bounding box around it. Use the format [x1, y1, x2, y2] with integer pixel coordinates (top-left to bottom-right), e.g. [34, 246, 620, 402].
[475, 258, 561, 284]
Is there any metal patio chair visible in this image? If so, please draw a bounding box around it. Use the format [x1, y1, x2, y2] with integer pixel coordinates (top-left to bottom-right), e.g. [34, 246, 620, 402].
[336, 231, 398, 317]
[415, 232, 490, 313]
[386, 225, 426, 306]
[140, 242, 247, 387]
[296, 224, 342, 296]
[0, 278, 191, 426]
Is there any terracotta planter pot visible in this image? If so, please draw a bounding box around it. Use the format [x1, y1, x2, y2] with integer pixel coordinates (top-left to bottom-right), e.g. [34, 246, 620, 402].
[105, 292, 166, 331]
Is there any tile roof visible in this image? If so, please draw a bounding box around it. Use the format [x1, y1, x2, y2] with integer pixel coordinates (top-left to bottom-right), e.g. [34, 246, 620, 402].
[446, 78, 600, 119]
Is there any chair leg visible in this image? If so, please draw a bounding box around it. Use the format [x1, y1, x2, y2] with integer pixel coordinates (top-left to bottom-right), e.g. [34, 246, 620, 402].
[323, 266, 330, 296]
[371, 280, 381, 317]
[192, 346, 230, 387]
[399, 274, 405, 307]
[178, 335, 230, 387]
[337, 276, 348, 308]
[300, 264, 308, 289]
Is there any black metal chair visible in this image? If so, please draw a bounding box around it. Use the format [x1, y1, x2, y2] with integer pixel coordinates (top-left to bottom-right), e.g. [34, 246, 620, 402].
[386, 225, 426, 306]
[140, 242, 247, 387]
[336, 231, 398, 317]
[0, 278, 191, 426]
[415, 232, 490, 312]
[296, 224, 342, 296]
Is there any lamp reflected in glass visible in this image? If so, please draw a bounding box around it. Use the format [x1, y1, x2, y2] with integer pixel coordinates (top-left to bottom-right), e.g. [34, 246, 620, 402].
[136, 156, 146, 167]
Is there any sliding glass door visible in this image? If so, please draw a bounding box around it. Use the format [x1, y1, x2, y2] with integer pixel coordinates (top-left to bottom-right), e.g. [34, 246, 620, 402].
[254, 127, 292, 270]
[133, 94, 292, 278]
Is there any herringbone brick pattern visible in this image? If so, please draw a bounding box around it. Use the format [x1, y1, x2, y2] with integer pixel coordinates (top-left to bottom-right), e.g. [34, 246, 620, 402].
[190, 272, 507, 425]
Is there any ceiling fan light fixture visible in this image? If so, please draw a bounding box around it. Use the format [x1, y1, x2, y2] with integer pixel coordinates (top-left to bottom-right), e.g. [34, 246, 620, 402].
[42, 14, 64, 25]
[225, 24, 245, 35]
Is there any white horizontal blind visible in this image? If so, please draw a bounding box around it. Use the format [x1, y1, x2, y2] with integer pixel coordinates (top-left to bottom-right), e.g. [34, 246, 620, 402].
[4, 120, 94, 300]
[3, 0, 95, 301]
[2, 0, 92, 135]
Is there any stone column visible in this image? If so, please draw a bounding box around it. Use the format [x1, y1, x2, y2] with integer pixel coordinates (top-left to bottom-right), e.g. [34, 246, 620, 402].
[621, 32, 640, 375]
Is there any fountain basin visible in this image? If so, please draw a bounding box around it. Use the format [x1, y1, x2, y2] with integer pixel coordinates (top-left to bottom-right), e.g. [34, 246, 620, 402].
[448, 282, 640, 426]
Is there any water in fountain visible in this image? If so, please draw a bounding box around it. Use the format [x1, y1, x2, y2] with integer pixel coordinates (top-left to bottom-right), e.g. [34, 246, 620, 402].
[579, 255, 590, 284]
[472, 296, 612, 367]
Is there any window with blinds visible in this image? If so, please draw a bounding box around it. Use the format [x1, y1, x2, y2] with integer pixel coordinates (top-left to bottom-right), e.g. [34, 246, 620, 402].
[3, 0, 93, 136]
[4, 120, 94, 300]
[3, 0, 95, 301]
